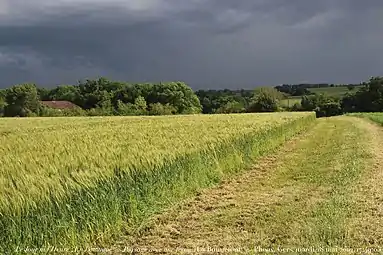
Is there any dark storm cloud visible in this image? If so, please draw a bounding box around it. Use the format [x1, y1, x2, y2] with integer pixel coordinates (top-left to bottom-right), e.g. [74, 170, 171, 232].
[0, 0, 382, 89]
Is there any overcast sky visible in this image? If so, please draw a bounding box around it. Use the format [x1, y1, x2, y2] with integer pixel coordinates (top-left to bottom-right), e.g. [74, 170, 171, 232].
[0, 0, 382, 89]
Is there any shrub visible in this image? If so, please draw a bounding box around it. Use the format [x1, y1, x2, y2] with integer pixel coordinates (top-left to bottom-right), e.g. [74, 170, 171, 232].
[116, 96, 148, 116]
[301, 94, 342, 117]
[4, 84, 40, 117]
[247, 87, 283, 112]
[148, 103, 176, 115]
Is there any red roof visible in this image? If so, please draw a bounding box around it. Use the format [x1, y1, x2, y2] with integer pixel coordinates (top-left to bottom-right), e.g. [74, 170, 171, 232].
[40, 101, 79, 110]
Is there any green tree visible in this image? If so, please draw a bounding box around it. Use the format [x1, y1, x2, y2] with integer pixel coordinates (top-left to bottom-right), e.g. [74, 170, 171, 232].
[0, 89, 6, 116]
[215, 100, 245, 114]
[77, 78, 114, 109]
[301, 94, 342, 117]
[48, 85, 80, 102]
[247, 87, 283, 112]
[134, 96, 148, 115]
[149, 82, 202, 114]
[37, 87, 51, 101]
[342, 77, 383, 112]
[0, 94, 6, 117]
[116, 96, 148, 116]
[4, 84, 40, 117]
[148, 103, 176, 115]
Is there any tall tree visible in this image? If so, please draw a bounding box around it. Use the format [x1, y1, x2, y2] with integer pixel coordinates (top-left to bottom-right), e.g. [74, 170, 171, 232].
[47, 85, 80, 102]
[342, 77, 383, 112]
[247, 87, 283, 112]
[4, 84, 40, 117]
[0, 89, 6, 116]
[149, 82, 202, 114]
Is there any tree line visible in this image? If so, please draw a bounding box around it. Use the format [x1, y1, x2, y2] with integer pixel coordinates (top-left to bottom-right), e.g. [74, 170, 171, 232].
[196, 77, 383, 117]
[0, 79, 202, 117]
[0, 77, 382, 117]
[285, 77, 383, 117]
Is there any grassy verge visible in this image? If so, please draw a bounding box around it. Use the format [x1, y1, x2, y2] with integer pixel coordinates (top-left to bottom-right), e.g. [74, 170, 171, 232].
[0, 113, 315, 253]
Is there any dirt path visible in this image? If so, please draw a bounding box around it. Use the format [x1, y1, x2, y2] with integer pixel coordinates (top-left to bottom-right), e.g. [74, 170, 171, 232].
[114, 116, 383, 254]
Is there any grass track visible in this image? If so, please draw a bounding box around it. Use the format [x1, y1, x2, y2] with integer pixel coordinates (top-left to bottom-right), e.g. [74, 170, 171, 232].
[116, 116, 383, 254]
[348, 112, 383, 126]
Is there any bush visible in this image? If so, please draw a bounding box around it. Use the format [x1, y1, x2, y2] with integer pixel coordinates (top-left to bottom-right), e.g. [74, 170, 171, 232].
[148, 103, 176, 116]
[290, 102, 302, 112]
[4, 84, 40, 117]
[39, 106, 87, 117]
[342, 77, 383, 113]
[116, 97, 148, 116]
[301, 94, 342, 117]
[247, 87, 283, 112]
[0, 98, 6, 117]
[215, 101, 245, 114]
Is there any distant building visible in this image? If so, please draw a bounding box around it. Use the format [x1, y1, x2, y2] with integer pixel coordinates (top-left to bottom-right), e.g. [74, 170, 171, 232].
[40, 101, 79, 110]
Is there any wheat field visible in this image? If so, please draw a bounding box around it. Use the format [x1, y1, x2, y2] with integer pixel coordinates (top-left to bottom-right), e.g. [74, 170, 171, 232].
[0, 112, 315, 251]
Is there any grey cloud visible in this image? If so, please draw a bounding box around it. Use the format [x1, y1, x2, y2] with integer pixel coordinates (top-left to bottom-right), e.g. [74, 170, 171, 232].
[0, 0, 382, 89]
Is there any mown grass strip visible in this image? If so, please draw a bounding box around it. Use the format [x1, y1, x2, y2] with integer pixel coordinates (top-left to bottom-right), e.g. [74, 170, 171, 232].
[347, 112, 383, 126]
[120, 117, 372, 254]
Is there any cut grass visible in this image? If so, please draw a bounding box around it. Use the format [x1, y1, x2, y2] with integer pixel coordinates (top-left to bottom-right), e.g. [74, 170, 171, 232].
[0, 113, 315, 252]
[345, 117, 383, 247]
[348, 112, 383, 126]
[118, 116, 379, 253]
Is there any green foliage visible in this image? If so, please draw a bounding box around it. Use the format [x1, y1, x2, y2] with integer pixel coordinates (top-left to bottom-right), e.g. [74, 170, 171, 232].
[0, 90, 6, 117]
[275, 84, 311, 96]
[116, 96, 148, 116]
[308, 86, 363, 97]
[196, 89, 252, 114]
[215, 100, 245, 114]
[148, 103, 176, 115]
[291, 102, 302, 111]
[280, 98, 302, 110]
[37, 87, 50, 101]
[150, 82, 202, 114]
[116, 100, 135, 116]
[39, 106, 87, 117]
[349, 112, 383, 126]
[247, 87, 283, 112]
[301, 94, 342, 117]
[1, 78, 202, 117]
[47, 85, 80, 102]
[111, 81, 202, 114]
[4, 84, 40, 117]
[86, 107, 114, 116]
[2, 76, 381, 118]
[342, 77, 383, 113]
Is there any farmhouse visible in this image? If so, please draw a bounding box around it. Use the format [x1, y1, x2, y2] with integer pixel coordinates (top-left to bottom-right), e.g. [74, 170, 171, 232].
[40, 101, 79, 110]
